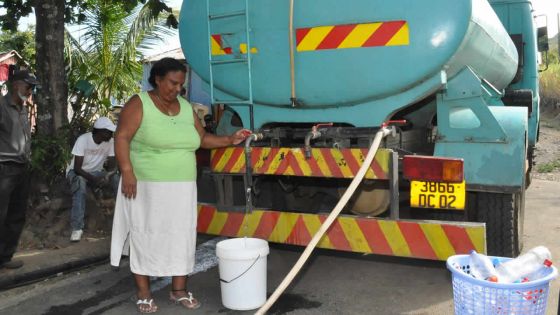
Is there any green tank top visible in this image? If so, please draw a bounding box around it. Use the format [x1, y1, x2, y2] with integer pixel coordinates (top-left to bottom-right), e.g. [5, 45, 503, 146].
[130, 92, 201, 181]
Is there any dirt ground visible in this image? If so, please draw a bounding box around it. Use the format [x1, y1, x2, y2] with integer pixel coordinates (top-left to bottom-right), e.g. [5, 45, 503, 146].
[16, 111, 560, 252]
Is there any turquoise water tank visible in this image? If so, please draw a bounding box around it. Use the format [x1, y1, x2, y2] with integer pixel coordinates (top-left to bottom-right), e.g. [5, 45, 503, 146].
[179, 0, 517, 108]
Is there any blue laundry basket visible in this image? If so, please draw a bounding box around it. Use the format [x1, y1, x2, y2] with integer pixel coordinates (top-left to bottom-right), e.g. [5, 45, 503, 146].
[446, 255, 558, 315]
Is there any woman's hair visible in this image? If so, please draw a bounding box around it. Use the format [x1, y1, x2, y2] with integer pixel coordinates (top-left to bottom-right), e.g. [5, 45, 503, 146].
[148, 58, 187, 88]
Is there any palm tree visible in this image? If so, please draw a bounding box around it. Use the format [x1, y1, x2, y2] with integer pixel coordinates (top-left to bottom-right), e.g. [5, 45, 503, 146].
[65, 0, 177, 125]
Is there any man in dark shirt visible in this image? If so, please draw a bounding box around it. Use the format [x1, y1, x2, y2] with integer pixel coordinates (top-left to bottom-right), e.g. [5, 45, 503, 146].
[0, 70, 38, 269]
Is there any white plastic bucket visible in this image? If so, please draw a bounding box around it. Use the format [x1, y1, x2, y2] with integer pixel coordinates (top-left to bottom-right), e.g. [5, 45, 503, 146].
[216, 237, 269, 310]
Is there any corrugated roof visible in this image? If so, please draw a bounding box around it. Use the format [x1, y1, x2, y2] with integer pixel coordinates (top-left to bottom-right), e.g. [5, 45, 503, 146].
[0, 50, 24, 64]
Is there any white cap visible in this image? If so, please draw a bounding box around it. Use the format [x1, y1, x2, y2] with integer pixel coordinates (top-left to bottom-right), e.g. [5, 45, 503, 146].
[93, 117, 116, 132]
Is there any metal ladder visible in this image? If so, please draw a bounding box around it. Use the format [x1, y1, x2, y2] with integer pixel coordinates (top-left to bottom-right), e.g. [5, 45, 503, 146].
[207, 0, 256, 216]
[206, 0, 254, 108]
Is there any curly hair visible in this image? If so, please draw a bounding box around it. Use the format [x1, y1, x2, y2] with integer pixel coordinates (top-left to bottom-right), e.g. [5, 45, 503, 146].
[148, 58, 187, 88]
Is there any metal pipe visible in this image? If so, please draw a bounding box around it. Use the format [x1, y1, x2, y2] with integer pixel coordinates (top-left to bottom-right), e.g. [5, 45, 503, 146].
[249, 104, 254, 131]
[304, 129, 320, 159]
[288, 0, 297, 107]
[389, 151, 400, 220]
[243, 133, 264, 213]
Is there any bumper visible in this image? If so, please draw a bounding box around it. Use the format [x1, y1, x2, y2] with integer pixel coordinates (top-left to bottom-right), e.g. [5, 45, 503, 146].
[197, 204, 486, 261]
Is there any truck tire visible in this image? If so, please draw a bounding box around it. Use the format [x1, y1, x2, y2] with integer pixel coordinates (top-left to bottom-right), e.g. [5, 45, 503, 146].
[525, 147, 534, 188]
[409, 193, 475, 222]
[473, 191, 524, 257]
[410, 209, 465, 221]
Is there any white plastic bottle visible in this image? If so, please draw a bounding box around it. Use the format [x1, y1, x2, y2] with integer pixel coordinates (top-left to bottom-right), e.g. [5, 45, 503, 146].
[524, 259, 553, 282]
[495, 246, 552, 283]
[469, 250, 498, 282]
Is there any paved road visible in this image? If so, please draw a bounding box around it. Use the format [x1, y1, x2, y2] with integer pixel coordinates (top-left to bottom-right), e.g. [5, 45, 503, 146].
[0, 179, 558, 315]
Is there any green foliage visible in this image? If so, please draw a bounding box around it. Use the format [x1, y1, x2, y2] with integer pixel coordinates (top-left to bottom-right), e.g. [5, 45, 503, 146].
[540, 36, 560, 109]
[29, 127, 73, 183]
[540, 62, 560, 108]
[65, 0, 177, 126]
[1, 0, 177, 183]
[0, 28, 36, 69]
[0, 0, 34, 31]
[536, 159, 560, 173]
[547, 49, 559, 65]
[0, 0, 176, 31]
[0, 0, 92, 31]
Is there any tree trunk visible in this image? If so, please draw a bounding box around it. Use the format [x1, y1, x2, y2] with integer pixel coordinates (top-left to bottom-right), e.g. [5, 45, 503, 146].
[34, 0, 68, 135]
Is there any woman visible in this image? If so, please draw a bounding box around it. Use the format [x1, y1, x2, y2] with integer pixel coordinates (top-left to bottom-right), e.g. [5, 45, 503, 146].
[110, 58, 249, 313]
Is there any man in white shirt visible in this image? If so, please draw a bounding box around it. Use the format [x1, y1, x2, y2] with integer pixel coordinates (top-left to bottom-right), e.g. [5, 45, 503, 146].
[67, 117, 118, 242]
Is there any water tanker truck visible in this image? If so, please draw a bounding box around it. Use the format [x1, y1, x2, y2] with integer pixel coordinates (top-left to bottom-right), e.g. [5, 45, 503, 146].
[179, 0, 550, 259]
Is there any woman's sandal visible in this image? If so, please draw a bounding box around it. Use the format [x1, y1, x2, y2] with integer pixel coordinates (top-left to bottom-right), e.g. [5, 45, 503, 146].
[136, 298, 158, 313]
[169, 289, 201, 310]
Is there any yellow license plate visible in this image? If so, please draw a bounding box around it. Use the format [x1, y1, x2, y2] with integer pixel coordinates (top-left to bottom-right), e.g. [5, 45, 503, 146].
[410, 180, 466, 210]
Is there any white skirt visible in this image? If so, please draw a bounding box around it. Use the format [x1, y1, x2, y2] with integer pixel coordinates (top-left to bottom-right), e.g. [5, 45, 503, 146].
[110, 181, 197, 276]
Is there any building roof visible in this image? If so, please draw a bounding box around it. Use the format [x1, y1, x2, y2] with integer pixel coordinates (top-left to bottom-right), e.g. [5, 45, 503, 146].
[142, 48, 185, 63]
[0, 50, 24, 64]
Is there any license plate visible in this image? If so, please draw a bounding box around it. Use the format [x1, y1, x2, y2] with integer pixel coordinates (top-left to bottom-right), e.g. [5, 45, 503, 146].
[410, 180, 466, 210]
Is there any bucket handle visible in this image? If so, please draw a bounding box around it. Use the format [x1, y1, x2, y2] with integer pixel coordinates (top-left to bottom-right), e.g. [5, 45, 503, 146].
[220, 254, 261, 284]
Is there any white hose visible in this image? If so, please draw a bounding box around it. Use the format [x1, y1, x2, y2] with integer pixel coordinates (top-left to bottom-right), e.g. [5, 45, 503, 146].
[255, 126, 393, 315]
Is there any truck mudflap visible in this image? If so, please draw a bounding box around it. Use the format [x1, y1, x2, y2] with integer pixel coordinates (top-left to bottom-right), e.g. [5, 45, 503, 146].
[197, 204, 486, 261]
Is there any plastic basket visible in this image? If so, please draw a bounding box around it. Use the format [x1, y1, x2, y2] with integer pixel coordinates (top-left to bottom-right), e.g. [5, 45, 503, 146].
[446, 255, 558, 315]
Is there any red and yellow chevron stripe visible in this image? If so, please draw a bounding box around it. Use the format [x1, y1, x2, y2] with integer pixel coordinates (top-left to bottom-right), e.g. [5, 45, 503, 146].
[197, 205, 486, 260]
[296, 20, 409, 52]
[210, 147, 391, 179]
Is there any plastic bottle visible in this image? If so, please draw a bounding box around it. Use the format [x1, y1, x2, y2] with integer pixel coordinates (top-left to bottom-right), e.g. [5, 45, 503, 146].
[469, 250, 498, 282]
[495, 246, 552, 283]
[524, 259, 553, 282]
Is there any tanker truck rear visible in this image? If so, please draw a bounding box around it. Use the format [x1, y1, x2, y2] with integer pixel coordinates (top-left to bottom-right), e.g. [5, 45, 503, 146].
[179, 0, 549, 259]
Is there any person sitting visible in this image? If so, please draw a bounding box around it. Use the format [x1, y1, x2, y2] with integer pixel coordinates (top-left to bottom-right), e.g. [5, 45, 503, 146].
[66, 117, 119, 242]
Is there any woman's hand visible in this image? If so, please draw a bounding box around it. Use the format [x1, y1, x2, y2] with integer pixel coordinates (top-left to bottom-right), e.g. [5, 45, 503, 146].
[121, 170, 137, 199]
[230, 129, 252, 145]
